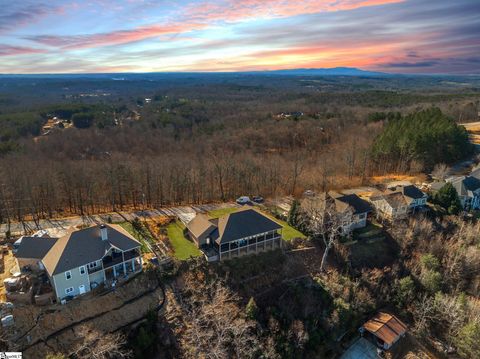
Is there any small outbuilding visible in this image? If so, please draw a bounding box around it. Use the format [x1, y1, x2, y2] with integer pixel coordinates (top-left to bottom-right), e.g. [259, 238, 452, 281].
[360, 312, 407, 351]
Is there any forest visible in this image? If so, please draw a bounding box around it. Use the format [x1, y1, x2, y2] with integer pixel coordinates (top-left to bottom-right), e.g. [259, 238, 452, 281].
[0, 74, 479, 359]
[0, 73, 478, 227]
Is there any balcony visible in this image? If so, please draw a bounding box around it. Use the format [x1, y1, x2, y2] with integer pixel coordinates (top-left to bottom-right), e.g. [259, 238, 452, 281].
[102, 253, 124, 269]
[123, 249, 141, 261]
[88, 265, 102, 274]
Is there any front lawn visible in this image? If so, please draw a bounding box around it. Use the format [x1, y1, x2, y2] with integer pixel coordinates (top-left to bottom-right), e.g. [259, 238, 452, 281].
[166, 221, 201, 260]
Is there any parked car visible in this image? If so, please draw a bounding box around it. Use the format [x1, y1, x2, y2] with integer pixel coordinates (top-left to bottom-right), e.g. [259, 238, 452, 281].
[236, 196, 251, 205]
[252, 196, 264, 203]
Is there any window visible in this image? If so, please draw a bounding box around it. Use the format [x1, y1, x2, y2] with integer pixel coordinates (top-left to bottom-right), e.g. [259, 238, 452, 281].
[65, 287, 74, 295]
[79, 266, 86, 275]
[88, 262, 97, 269]
[65, 271, 72, 280]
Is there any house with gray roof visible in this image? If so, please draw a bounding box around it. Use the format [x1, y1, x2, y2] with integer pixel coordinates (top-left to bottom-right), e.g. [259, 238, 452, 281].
[14, 224, 142, 302]
[369, 192, 409, 220]
[14, 235, 58, 271]
[446, 168, 480, 210]
[386, 184, 428, 212]
[301, 191, 372, 234]
[186, 208, 283, 262]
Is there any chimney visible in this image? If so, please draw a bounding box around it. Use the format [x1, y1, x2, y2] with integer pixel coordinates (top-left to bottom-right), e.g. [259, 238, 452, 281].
[100, 224, 108, 241]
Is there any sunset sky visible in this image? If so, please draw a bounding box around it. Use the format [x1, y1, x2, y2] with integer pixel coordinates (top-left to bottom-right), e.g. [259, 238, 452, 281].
[0, 0, 479, 74]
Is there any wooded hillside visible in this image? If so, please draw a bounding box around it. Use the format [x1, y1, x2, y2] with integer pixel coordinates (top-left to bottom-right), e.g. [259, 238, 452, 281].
[372, 108, 474, 171]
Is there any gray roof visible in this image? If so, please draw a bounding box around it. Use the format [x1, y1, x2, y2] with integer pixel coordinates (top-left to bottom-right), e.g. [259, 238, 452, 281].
[335, 194, 372, 215]
[449, 175, 480, 197]
[216, 208, 282, 244]
[371, 192, 408, 208]
[187, 208, 282, 245]
[15, 236, 58, 259]
[42, 224, 140, 276]
[399, 185, 426, 200]
[301, 192, 371, 215]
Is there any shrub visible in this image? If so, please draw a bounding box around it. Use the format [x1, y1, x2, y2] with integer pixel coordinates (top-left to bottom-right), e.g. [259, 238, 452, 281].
[246, 297, 259, 320]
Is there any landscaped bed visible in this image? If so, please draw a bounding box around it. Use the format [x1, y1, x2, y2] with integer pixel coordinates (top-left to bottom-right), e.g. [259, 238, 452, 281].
[118, 221, 152, 253]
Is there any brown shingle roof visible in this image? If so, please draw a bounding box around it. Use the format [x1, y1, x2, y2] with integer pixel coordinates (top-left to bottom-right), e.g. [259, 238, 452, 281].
[186, 213, 216, 239]
[363, 312, 407, 346]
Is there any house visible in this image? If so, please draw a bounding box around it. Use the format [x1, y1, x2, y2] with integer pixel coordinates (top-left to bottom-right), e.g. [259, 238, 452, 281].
[301, 192, 372, 234]
[14, 235, 58, 271]
[446, 168, 480, 210]
[186, 208, 283, 262]
[360, 312, 408, 351]
[369, 192, 409, 220]
[387, 184, 428, 212]
[14, 224, 142, 302]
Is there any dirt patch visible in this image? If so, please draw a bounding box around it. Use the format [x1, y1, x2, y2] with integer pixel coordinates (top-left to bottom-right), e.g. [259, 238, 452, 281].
[0, 250, 19, 301]
[370, 174, 426, 185]
[10, 272, 163, 357]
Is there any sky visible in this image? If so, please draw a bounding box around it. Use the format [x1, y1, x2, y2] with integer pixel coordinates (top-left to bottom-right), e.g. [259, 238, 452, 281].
[0, 0, 479, 74]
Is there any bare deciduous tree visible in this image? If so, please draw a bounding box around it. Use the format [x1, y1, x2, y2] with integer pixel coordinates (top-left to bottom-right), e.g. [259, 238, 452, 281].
[70, 326, 131, 359]
[432, 163, 451, 180]
[301, 194, 347, 271]
[169, 279, 259, 359]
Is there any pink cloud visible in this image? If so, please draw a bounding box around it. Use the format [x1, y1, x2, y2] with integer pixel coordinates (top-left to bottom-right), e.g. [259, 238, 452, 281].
[184, 0, 405, 23]
[25, 0, 403, 50]
[26, 22, 208, 50]
[0, 45, 45, 57]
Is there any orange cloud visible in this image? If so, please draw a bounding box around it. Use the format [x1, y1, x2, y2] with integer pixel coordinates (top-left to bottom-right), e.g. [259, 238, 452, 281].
[180, 40, 407, 72]
[185, 0, 405, 23]
[27, 23, 208, 49]
[26, 0, 404, 50]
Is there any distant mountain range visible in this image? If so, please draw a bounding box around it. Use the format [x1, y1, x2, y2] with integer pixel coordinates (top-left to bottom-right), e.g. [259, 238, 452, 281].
[261, 67, 387, 76]
[2, 67, 476, 78]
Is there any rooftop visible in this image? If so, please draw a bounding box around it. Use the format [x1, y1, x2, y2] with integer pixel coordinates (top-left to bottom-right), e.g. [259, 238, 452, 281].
[187, 208, 282, 244]
[42, 224, 141, 276]
[362, 312, 407, 347]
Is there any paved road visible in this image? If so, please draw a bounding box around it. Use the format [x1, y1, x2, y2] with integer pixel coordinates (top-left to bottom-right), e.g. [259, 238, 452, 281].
[0, 202, 241, 239]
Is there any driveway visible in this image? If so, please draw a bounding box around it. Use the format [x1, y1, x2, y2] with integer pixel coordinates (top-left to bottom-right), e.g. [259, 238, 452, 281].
[0, 202, 240, 239]
[341, 338, 379, 359]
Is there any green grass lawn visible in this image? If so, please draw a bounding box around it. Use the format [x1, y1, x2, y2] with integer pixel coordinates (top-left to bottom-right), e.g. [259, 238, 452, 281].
[208, 206, 305, 241]
[166, 221, 201, 260]
[207, 206, 239, 219]
[273, 217, 306, 240]
[118, 221, 151, 253]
